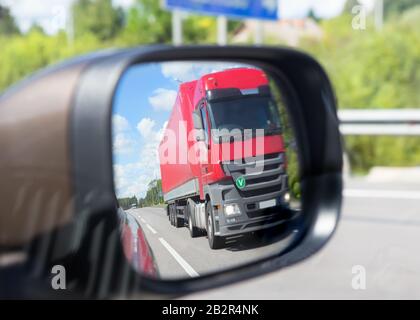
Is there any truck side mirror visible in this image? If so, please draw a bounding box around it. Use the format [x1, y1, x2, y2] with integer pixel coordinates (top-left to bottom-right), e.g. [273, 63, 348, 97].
[192, 111, 206, 141]
[195, 130, 206, 142]
[192, 110, 203, 130]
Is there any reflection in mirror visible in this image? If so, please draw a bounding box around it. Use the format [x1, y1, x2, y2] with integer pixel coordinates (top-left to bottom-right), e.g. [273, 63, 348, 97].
[112, 61, 301, 279]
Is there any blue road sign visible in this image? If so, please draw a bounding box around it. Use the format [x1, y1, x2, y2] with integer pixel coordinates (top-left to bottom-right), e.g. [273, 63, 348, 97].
[166, 0, 278, 20]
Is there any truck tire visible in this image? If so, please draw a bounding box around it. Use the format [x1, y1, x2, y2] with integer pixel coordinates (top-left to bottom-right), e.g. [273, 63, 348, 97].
[169, 204, 178, 227]
[169, 204, 174, 225]
[173, 205, 183, 228]
[206, 200, 225, 249]
[186, 200, 200, 238]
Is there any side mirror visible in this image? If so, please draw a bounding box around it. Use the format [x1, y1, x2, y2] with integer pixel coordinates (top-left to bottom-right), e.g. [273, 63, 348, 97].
[192, 110, 206, 141]
[0, 46, 342, 299]
[192, 110, 203, 130]
[195, 130, 206, 142]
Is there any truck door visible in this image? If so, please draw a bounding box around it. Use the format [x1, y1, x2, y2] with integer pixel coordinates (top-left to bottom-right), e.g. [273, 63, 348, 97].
[199, 103, 212, 186]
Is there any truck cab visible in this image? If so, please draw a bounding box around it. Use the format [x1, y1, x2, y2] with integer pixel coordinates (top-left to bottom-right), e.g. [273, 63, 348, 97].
[160, 68, 291, 249]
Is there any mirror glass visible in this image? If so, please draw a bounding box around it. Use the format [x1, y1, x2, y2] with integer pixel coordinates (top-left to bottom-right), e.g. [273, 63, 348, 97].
[112, 61, 301, 279]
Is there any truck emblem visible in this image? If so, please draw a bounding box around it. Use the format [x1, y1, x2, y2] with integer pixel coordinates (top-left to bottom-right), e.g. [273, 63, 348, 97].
[235, 176, 246, 189]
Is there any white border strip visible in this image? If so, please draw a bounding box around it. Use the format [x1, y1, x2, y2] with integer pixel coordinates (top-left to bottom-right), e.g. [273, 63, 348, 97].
[340, 124, 420, 136]
[344, 189, 420, 200]
[146, 224, 157, 234]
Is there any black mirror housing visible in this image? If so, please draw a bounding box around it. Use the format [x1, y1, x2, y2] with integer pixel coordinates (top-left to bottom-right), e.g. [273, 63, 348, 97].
[0, 45, 342, 299]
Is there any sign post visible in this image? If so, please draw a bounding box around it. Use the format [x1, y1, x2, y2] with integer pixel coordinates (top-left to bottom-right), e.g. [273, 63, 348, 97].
[165, 0, 278, 45]
[255, 20, 264, 45]
[217, 15, 227, 45]
[172, 9, 183, 45]
[374, 0, 383, 31]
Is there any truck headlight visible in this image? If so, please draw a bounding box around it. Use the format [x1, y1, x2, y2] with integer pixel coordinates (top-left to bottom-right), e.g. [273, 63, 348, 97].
[284, 192, 290, 203]
[224, 203, 241, 216]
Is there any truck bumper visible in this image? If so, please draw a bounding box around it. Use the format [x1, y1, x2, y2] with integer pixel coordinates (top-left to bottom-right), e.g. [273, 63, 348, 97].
[205, 174, 293, 238]
[217, 209, 294, 237]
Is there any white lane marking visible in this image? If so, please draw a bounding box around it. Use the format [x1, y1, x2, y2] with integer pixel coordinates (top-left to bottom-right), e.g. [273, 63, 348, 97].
[158, 238, 199, 278]
[146, 224, 157, 234]
[344, 189, 420, 200]
[140, 218, 146, 223]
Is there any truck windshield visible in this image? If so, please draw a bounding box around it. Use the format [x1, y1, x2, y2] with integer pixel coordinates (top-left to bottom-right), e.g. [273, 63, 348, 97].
[209, 96, 282, 134]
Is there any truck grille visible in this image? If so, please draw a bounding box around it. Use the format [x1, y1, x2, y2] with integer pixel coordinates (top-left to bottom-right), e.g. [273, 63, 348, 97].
[222, 152, 285, 199]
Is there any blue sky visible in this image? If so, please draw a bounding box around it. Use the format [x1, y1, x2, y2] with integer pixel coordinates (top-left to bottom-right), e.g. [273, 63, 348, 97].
[112, 61, 249, 198]
[112, 63, 176, 199]
[113, 63, 175, 165]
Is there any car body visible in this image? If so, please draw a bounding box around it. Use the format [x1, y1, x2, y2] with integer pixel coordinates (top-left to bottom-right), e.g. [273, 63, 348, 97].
[118, 207, 159, 278]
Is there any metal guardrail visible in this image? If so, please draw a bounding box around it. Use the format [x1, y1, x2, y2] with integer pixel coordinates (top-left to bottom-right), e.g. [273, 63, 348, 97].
[338, 109, 420, 135]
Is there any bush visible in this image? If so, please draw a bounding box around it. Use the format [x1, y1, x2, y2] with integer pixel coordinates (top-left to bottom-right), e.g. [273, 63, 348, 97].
[300, 9, 420, 173]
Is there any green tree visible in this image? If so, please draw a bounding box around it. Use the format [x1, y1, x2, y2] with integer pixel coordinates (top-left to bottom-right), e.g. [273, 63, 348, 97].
[300, 7, 420, 173]
[28, 23, 46, 35]
[119, 0, 242, 46]
[0, 31, 103, 92]
[343, 0, 361, 14]
[0, 5, 20, 36]
[270, 81, 301, 200]
[307, 8, 321, 23]
[119, 0, 172, 45]
[136, 179, 164, 207]
[384, 0, 420, 19]
[183, 15, 216, 44]
[118, 195, 139, 209]
[72, 0, 124, 41]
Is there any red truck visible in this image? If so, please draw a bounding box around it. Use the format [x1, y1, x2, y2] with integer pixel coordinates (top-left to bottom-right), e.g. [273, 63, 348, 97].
[158, 67, 290, 249]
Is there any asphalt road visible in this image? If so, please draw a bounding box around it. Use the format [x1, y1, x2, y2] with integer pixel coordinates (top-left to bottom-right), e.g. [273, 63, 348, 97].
[128, 205, 298, 279]
[129, 178, 420, 299]
[186, 178, 420, 299]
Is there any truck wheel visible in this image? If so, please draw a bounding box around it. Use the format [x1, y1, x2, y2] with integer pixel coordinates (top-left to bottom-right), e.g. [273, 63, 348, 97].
[186, 201, 200, 238]
[173, 206, 183, 228]
[169, 204, 175, 226]
[206, 201, 224, 249]
[169, 204, 182, 228]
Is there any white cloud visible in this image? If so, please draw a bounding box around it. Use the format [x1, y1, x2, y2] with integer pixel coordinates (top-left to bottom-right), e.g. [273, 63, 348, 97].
[161, 62, 196, 82]
[137, 119, 167, 173]
[113, 121, 167, 199]
[148, 88, 177, 112]
[113, 163, 152, 198]
[161, 62, 252, 82]
[136, 118, 156, 138]
[112, 114, 135, 155]
[112, 114, 130, 133]
[113, 0, 135, 9]
[113, 133, 134, 155]
[359, 0, 375, 11]
[312, 0, 347, 18]
[2, 0, 74, 34]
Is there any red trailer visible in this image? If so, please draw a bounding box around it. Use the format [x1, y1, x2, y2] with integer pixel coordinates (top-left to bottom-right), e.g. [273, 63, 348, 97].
[158, 68, 290, 249]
